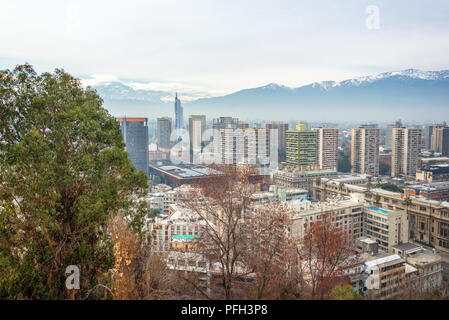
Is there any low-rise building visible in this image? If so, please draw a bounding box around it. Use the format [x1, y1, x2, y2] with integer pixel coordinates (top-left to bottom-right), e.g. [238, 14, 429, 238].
[289, 195, 364, 240]
[391, 243, 443, 292]
[405, 182, 449, 201]
[416, 164, 449, 183]
[363, 206, 409, 252]
[352, 253, 407, 300]
[148, 203, 205, 252]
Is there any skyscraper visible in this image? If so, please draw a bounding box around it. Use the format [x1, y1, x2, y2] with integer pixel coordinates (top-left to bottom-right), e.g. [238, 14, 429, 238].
[266, 121, 288, 162]
[174, 93, 183, 130]
[286, 124, 318, 168]
[391, 127, 422, 177]
[157, 117, 172, 150]
[314, 127, 339, 171]
[117, 117, 149, 176]
[189, 115, 206, 159]
[351, 126, 380, 176]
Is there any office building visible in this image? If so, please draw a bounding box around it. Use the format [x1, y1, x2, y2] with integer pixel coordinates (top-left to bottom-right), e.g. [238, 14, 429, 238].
[117, 117, 149, 176]
[351, 126, 380, 176]
[174, 92, 183, 130]
[391, 127, 421, 177]
[157, 117, 172, 150]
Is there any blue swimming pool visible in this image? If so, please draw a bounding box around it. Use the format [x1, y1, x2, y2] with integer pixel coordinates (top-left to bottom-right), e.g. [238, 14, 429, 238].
[366, 206, 389, 214]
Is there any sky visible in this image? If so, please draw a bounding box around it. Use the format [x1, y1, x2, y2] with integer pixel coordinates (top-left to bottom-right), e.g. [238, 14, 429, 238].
[1, 0, 449, 97]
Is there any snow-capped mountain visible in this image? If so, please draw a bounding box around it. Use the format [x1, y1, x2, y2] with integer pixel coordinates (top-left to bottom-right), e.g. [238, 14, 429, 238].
[88, 69, 449, 121]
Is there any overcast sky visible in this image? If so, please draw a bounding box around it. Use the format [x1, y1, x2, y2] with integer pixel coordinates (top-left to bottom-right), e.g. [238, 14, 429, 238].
[1, 0, 448, 96]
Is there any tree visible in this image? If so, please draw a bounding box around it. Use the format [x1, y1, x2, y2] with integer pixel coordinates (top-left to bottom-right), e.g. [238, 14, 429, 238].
[0, 64, 148, 299]
[375, 193, 381, 204]
[182, 165, 255, 299]
[298, 210, 356, 299]
[106, 213, 182, 300]
[242, 202, 299, 300]
[329, 284, 363, 300]
[337, 150, 352, 173]
[183, 165, 300, 300]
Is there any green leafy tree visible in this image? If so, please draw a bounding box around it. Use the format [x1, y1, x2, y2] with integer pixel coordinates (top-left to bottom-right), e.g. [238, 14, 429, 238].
[0, 64, 148, 299]
[330, 284, 363, 300]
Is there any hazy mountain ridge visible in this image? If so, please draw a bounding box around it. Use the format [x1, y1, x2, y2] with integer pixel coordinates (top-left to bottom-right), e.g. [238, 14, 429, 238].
[91, 69, 449, 121]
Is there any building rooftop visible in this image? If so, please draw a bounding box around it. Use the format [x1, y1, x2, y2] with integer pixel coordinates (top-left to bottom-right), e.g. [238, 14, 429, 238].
[392, 242, 421, 252]
[366, 206, 389, 214]
[365, 254, 403, 268]
[406, 182, 449, 192]
[406, 252, 442, 266]
[151, 163, 223, 179]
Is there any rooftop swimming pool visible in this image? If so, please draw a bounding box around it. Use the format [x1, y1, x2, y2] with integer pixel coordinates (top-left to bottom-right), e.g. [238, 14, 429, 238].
[366, 206, 389, 214]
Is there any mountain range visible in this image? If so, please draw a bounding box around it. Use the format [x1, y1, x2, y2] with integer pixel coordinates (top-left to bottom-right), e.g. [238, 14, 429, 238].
[89, 69, 449, 122]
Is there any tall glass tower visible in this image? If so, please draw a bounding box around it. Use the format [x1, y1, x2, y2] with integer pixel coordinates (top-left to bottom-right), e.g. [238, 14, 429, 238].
[174, 92, 183, 130]
[117, 117, 149, 177]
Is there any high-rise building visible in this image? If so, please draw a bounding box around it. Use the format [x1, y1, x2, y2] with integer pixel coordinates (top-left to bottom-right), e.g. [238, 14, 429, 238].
[314, 127, 339, 170]
[212, 117, 247, 130]
[286, 124, 318, 168]
[118, 117, 149, 176]
[386, 120, 402, 147]
[351, 126, 380, 176]
[425, 124, 436, 150]
[391, 127, 422, 177]
[157, 117, 172, 150]
[189, 115, 206, 158]
[213, 127, 269, 166]
[266, 121, 288, 162]
[174, 93, 183, 130]
[431, 127, 449, 156]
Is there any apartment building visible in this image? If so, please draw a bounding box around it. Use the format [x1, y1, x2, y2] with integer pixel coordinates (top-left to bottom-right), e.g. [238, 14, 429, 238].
[289, 195, 365, 240]
[149, 203, 204, 252]
[266, 121, 289, 162]
[355, 253, 406, 300]
[391, 127, 422, 177]
[189, 115, 206, 161]
[313, 180, 449, 252]
[314, 127, 339, 171]
[431, 127, 449, 156]
[351, 126, 380, 176]
[213, 127, 270, 166]
[286, 125, 318, 168]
